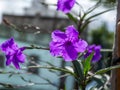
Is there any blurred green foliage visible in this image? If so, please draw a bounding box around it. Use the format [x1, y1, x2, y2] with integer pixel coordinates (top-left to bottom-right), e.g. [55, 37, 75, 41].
[90, 23, 114, 48]
[91, 0, 116, 7]
[88, 23, 114, 71]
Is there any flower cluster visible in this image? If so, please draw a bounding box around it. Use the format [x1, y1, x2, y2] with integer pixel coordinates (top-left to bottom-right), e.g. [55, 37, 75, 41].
[49, 25, 102, 62]
[0, 38, 26, 69]
[84, 45, 101, 62]
[57, 0, 76, 13]
[49, 25, 88, 61]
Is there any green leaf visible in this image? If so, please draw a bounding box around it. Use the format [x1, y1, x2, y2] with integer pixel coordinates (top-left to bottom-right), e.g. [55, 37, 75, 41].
[83, 53, 94, 75]
[86, 8, 114, 21]
[66, 13, 78, 24]
[72, 60, 84, 81]
[80, 19, 94, 32]
[22, 65, 76, 77]
[95, 64, 120, 75]
[80, 0, 101, 21]
[89, 74, 110, 89]
[80, 8, 113, 32]
[85, 0, 101, 15]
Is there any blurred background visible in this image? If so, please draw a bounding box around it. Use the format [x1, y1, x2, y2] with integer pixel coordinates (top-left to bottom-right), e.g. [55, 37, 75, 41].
[0, 0, 116, 90]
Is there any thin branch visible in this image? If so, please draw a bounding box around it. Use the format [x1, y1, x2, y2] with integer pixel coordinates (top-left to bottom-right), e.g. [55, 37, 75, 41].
[21, 65, 76, 77]
[101, 49, 113, 52]
[3, 18, 21, 32]
[25, 45, 49, 50]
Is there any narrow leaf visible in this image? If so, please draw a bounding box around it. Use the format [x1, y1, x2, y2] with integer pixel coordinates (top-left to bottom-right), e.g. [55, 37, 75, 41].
[86, 0, 101, 15]
[66, 13, 78, 24]
[72, 60, 84, 81]
[84, 53, 94, 75]
[80, 9, 113, 32]
[22, 65, 76, 77]
[95, 64, 120, 75]
[86, 8, 114, 21]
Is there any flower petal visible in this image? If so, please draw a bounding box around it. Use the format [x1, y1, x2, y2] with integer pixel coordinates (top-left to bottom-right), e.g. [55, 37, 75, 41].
[20, 47, 26, 51]
[0, 37, 18, 53]
[57, 0, 76, 13]
[62, 43, 78, 61]
[0, 42, 9, 52]
[65, 25, 79, 42]
[84, 45, 102, 62]
[92, 45, 101, 62]
[92, 53, 101, 62]
[8, 38, 18, 50]
[6, 55, 13, 66]
[52, 30, 67, 42]
[16, 50, 26, 63]
[13, 60, 20, 69]
[49, 41, 63, 56]
[74, 39, 88, 52]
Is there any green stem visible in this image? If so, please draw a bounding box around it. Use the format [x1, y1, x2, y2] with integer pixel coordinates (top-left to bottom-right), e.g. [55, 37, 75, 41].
[72, 61, 87, 90]
[80, 84, 86, 90]
[25, 45, 49, 50]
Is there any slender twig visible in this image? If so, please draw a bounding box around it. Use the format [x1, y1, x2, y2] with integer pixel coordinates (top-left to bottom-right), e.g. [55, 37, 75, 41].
[0, 70, 25, 75]
[22, 65, 76, 77]
[101, 49, 113, 52]
[58, 74, 70, 78]
[3, 18, 21, 32]
[25, 45, 49, 50]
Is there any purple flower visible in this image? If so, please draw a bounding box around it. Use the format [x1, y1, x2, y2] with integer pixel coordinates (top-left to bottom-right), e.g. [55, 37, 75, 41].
[49, 25, 88, 61]
[0, 38, 26, 69]
[57, 0, 76, 13]
[84, 44, 101, 62]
